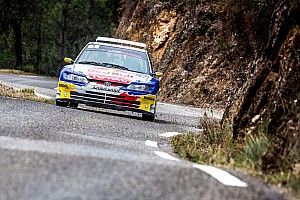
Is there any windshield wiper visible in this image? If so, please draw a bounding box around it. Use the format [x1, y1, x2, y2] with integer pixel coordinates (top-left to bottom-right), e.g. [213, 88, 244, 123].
[101, 63, 129, 71]
[78, 61, 103, 66]
[126, 68, 146, 74]
[97, 62, 148, 74]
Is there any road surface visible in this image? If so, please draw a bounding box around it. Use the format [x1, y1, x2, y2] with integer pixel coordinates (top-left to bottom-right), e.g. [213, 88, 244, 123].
[0, 73, 285, 199]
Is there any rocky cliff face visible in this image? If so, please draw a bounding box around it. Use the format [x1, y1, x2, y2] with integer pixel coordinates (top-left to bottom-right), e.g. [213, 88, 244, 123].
[116, 0, 299, 171]
[223, 0, 300, 171]
[116, 0, 253, 109]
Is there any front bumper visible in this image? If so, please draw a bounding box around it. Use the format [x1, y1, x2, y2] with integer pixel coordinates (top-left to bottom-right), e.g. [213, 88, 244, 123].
[56, 81, 156, 114]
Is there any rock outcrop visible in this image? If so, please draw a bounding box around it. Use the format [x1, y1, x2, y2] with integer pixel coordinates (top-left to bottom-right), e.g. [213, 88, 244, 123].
[223, 0, 299, 171]
[116, 0, 299, 171]
[116, 0, 251, 109]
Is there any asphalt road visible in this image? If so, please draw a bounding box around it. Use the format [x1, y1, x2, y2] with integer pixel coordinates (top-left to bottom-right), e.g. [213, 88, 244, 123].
[0, 73, 286, 200]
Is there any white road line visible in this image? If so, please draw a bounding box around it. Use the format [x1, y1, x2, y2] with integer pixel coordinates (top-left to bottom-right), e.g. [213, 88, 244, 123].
[145, 140, 158, 148]
[0, 136, 246, 188]
[159, 132, 183, 138]
[154, 151, 180, 161]
[193, 164, 248, 187]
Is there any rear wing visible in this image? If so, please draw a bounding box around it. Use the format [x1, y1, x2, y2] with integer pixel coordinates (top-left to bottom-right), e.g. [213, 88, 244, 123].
[96, 37, 147, 49]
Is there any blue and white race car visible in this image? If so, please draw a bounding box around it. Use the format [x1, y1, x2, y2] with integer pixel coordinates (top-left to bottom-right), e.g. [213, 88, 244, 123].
[56, 37, 162, 121]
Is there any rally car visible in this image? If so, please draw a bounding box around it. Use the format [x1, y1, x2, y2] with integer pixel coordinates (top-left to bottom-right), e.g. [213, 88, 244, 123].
[56, 37, 162, 121]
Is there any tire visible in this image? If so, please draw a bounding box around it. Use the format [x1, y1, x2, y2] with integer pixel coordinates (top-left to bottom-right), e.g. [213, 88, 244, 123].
[55, 100, 68, 107]
[142, 113, 155, 121]
[69, 102, 79, 108]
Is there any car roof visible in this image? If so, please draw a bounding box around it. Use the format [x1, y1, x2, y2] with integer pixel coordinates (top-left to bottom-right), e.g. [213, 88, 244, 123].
[88, 42, 148, 53]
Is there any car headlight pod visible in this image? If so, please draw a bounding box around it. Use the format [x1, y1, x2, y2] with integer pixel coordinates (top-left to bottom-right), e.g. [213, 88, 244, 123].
[63, 73, 88, 84]
[127, 84, 150, 92]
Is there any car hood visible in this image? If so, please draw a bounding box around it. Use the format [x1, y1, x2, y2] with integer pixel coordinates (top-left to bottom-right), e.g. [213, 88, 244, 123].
[70, 64, 153, 84]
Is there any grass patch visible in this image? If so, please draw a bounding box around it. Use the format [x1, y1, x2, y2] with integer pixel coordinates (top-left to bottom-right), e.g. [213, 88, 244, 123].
[0, 82, 54, 104]
[171, 117, 300, 199]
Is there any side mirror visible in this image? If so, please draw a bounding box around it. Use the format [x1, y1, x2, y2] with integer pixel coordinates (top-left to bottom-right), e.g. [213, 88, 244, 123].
[154, 72, 163, 77]
[64, 57, 74, 64]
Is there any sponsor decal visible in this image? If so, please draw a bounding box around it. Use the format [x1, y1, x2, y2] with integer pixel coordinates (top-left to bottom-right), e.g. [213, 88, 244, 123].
[87, 44, 100, 49]
[92, 85, 120, 93]
[59, 83, 69, 88]
[143, 96, 156, 101]
[99, 48, 145, 59]
[74, 64, 151, 84]
[111, 92, 139, 108]
[88, 68, 135, 84]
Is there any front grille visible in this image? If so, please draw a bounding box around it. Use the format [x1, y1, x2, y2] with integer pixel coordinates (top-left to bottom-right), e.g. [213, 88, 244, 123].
[70, 91, 140, 109]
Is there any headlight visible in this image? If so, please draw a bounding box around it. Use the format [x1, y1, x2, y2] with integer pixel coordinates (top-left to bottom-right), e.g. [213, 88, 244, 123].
[64, 73, 88, 84]
[127, 84, 149, 92]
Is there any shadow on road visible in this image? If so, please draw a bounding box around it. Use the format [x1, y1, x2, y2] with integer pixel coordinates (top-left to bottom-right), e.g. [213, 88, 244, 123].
[74, 106, 199, 128]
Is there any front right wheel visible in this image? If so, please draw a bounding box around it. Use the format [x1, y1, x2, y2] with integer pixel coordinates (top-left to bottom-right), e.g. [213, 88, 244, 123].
[142, 113, 155, 121]
[69, 102, 79, 108]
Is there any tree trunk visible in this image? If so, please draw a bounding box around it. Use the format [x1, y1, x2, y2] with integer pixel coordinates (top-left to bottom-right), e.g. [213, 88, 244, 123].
[36, 21, 42, 74]
[57, 0, 69, 76]
[12, 20, 22, 70]
[85, 0, 95, 43]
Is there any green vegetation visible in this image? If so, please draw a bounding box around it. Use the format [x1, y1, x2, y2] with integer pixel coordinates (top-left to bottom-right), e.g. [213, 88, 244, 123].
[171, 116, 300, 198]
[0, 0, 119, 76]
[0, 82, 54, 104]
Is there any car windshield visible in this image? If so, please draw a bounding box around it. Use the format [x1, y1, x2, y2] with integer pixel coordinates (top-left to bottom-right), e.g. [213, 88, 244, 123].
[76, 44, 150, 74]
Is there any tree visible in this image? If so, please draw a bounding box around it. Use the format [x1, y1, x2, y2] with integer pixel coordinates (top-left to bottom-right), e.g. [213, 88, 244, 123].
[0, 0, 119, 76]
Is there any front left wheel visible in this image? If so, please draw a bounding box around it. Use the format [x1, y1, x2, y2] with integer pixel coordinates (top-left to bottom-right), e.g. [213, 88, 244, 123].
[55, 100, 68, 107]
